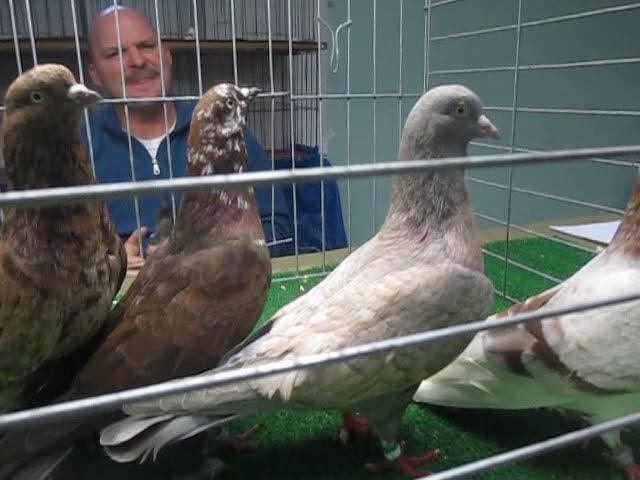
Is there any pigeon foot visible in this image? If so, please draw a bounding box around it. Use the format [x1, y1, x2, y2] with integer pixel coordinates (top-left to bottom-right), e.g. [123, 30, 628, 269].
[337, 414, 376, 446]
[365, 441, 440, 478]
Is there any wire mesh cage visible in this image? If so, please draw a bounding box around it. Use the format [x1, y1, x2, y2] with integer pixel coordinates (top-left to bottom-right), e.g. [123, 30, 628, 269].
[0, 0, 640, 479]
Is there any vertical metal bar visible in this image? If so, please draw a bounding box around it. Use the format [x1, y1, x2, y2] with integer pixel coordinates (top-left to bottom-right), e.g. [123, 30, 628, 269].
[346, 0, 352, 252]
[112, 1, 144, 262]
[287, 0, 300, 272]
[267, 0, 277, 243]
[316, 0, 326, 270]
[371, 0, 377, 235]
[24, 0, 37, 65]
[230, 0, 239, 84]
[153, 0, 177, 222]
[9, 0, 23, 74]
[398, 0, 403, 150]
[70, 0, 96, 176]
[192, 0, 204, 96]
[424, 0, 432, 90]
[502, 0, 523, 298]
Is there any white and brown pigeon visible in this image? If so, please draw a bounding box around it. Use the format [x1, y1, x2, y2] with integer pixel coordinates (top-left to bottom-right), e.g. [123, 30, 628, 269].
[414, 173, 640, 479]
[97, 84, 499, 478]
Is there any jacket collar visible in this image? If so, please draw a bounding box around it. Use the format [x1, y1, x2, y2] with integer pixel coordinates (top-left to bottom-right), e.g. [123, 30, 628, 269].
[96, 97, 194, 138]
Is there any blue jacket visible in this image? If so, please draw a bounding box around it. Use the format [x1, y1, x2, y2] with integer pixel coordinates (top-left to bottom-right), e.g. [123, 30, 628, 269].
[81, 101, 293, 256]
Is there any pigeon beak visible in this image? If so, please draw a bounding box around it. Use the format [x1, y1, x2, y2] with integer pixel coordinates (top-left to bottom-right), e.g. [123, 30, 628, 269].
[477, 114, 500, 139]
[238, 87, 262, 100]
[67, 83, 102, 107]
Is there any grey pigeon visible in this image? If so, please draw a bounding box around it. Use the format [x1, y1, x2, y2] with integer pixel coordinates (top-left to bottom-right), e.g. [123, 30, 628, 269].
[99, 84, 499, 477]
[414, 173, 640, 480]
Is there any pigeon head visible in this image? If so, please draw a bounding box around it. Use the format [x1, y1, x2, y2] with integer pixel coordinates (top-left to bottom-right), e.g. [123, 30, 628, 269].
[400, 84, 499, 160]
[2, 64, 101, 189]
[187, 83, 261, 175]
[3, 64, 101, 135]
[175, 83, 265, 243]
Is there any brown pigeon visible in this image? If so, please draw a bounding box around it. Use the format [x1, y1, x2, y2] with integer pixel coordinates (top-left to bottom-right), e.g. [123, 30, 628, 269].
[98, 84, 498, 478]
[0, 64, 126, 411]
[0, 83, 271, 478]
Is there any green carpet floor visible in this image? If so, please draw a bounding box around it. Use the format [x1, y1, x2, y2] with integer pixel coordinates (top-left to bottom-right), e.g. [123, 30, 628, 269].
[62, 237, 639, 479]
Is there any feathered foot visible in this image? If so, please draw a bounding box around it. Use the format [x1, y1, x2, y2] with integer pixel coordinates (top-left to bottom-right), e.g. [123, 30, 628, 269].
[337, 414, 376, 446]
[365, 440, 440, 478]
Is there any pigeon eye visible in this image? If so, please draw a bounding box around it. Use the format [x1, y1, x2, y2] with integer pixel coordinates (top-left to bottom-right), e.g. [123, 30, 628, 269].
[452, 103, 468, 117]
[30, 91, 44, 103]
[226, 98, 236, 109]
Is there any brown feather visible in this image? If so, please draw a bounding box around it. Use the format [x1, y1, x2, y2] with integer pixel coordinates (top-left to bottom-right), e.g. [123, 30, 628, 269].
[488, 287, 625, 394]
[0, 64, 126, 410]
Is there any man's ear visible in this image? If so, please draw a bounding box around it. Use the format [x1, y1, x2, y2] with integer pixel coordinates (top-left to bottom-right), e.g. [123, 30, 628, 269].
[88, 63, 103, 88]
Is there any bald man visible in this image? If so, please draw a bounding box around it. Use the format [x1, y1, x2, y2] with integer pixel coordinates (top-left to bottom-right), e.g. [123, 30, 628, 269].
[83, 5, 292, 263]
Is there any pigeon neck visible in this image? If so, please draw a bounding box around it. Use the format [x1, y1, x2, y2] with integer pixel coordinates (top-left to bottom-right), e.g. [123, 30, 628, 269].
[173, 187, 264, 245]
[185, 132, 248, 177]
[384, 143, 471, 234]
[608, 174, 640, 256]
[3, 123, 95, 190]
[176, 132, 261, 242]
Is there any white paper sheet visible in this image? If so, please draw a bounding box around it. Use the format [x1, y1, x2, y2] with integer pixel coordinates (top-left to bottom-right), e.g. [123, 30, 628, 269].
[549, 220, 621, 245]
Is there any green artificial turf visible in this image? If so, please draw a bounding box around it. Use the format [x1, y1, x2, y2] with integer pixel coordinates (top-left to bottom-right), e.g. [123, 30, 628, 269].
[62, 236, 638, 480]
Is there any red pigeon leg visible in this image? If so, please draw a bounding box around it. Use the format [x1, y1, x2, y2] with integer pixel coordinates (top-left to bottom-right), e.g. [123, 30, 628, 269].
[365, 440, 440, 478]
[337, 414, 377, 446]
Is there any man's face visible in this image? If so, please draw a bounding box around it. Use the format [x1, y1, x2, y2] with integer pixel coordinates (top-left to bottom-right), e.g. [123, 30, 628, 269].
[88, 9, 172, 100]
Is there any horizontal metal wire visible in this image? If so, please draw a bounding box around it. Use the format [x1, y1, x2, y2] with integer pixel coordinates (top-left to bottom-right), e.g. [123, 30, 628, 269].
[425, 410, 640, 480]
[430, 24, 516, 41]
[430, 57, 640, 76]
[3, 100, 640, 118]
[470, 141, 640, 168]
[0, 290, 638, 431]
[481, 248, 562, 284]
[430, 0, 463, 8]
[522, 2, 640, 28]
[290, 92, 423, 100]
[466, 175, 625, 215]
[1, 145, 639, 209]
[472, 211, 598, 254]
[101, 92, 290, 103]
[517, 106, 640, 117]
[429, 2, 640, 29]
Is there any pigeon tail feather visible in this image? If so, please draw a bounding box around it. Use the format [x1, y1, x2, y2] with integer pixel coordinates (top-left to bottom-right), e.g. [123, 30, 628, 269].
[413, 334, 571, 410]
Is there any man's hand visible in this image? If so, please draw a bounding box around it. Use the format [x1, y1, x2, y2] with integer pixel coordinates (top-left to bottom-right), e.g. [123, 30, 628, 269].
[124, 227, 150, 267]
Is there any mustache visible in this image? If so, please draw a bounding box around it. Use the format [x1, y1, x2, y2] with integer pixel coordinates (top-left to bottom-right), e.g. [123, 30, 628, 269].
[125, 69, 161, 83]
